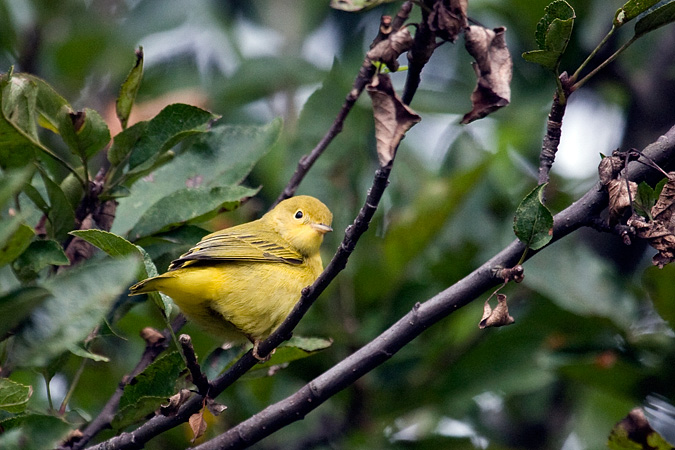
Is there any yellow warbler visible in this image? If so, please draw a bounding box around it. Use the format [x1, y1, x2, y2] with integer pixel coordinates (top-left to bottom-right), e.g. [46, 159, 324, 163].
[129, 195, 333, 359]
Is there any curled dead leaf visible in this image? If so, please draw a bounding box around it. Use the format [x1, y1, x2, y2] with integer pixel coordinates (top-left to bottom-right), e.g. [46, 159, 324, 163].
[630, 216, 675, 268]
[479, 293, 515, 328]
[598, 154, 624, 186]
[206, 398, 227, 416]
[366, 26, 414, 72]
[608, 177, 637, 225]
[189, 409, 208, 442]
[160, 389, 192, 416]
[367, 73, 421, 166]
[461, 25, 512, 124]
[428, 0, 468, 42]
[651, 172, 675, 224]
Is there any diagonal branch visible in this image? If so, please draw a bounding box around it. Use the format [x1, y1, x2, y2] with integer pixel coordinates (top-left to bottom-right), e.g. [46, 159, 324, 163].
[190, 125, 675, 450]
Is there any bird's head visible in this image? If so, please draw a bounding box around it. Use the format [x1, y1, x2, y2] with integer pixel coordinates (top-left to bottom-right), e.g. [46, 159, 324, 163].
[265, 195, 333, 257]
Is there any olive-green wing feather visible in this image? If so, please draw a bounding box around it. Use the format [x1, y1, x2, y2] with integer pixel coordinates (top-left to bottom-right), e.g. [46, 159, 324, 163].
[168, 229, 303, 270]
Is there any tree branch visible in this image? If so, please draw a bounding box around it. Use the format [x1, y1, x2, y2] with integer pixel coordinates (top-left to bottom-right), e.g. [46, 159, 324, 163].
[190, 124, 675, 450]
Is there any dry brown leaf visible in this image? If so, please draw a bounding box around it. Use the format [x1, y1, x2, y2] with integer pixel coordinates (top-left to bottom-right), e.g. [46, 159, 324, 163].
[205, 398, 227, 416]
[366, 26, 414, 72]
[189, 410, 208, 442]
[140, 327, 165, 345]
[607, 177, 637, 225]
[479, 293, 515, 328]
[160, 389, 192, 416]
[461, 25, 512, 124]
[597, 155, 624, 186]
[428, 0, 468, 42]
[367, 73, 421, 166]
[630, 217, 675, 268]
[651, 172, 675, 224]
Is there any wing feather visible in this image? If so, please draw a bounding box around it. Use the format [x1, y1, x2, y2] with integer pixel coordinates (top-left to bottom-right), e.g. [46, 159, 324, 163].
[168, 228, 303, 270]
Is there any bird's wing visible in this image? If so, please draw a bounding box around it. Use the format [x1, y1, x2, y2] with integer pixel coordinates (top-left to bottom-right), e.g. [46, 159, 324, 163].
[168, 229, 303, 270]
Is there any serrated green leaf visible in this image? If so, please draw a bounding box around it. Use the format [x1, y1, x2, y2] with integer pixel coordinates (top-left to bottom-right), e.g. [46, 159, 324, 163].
[117, 47, 144, 130]
[526, 1, 575, 70]
[0, 286, 51, 339]
[10, 257, 140, 367]
[614, 0, 660, 26]
[70, 229, 140, 258]
[0, 222, 33, 267]
[127, 103, 219, 170]
[113, 351, 183, 430]
[513, 183, 554, 251]
[113, 118, 282, 236]
[635, 1, 675, 37]
[0, 378, 32, 413]
[129, 185, 258, 239]
[12, 239, 69, 282]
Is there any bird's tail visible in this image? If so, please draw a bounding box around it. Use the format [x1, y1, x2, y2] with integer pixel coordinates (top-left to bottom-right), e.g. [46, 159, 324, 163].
[128, 277, 160, 296]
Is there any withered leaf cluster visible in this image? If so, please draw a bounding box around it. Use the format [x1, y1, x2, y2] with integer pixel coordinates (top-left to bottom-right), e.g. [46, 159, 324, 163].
[367, 26, 414, 73]
[599, 153, 675, 268]
[428, 0, 468, 42]
[367, 73, 421, 166]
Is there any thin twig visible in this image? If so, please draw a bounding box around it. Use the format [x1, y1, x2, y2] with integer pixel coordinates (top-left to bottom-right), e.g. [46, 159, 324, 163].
[179, 334, 209, 396]
[537, 72, 571, 186]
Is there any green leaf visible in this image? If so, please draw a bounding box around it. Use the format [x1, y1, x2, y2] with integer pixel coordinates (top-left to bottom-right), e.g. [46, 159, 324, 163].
[69, 229, 173, 317]
[113, 351, 183, 430]
[0, 222, 34, 268]
[0, 166, 33, 208]
[12, 239, 69, 282]
[243, 336, 333, 379]
[68, 344, 110, 362]
[9, 257, 140, 367]
[40, 170, 75, 241]
[0, 72, 40, 168]
[523, 0, 576, 71]
[107, 120, 148, 167]
[113, 118, 281, 236]
[0, 412, 74, 449]
[642, 264, 675, 328]
[127, 103, 219, 170]
[59, 108, 111, 161]
[0, 378, 33, 413]
[513, 183, 554, 251]
[0, 286, 51, 339]
[635, 1, 675, 38]
[116, 47, 144, 130]
[129, 185, 258, 239]
[614, 0, 660, 27]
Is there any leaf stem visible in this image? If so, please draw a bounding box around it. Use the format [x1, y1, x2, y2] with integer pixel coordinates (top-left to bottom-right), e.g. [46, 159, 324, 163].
[571, 25, 616, 83]
[59, 358, 88, 415]
[573, 36, 636, 91]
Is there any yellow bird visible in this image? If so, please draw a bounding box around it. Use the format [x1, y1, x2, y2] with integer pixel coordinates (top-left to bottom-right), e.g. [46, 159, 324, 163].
[129, 195, 333, 359]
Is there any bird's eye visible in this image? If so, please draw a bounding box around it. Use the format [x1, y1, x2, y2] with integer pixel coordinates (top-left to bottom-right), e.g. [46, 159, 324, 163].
[294, 210, 304, 220]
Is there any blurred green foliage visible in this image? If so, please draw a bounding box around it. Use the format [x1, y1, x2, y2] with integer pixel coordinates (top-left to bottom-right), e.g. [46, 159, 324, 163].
[0, 0, 674, 449]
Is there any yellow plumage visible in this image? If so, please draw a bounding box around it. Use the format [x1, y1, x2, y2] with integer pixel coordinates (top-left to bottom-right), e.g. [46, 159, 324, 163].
[129, 196, 333, 357]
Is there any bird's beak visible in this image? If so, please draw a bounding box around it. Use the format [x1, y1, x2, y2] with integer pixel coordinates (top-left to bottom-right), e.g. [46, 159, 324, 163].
[311, 223, 333, 234]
